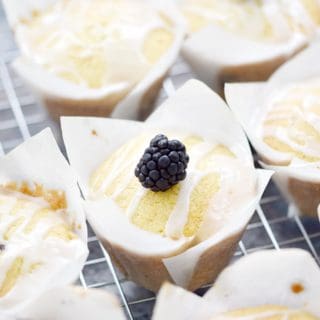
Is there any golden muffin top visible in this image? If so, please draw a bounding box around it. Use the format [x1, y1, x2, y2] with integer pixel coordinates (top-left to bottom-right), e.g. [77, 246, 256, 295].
[89, 132, 257, 242]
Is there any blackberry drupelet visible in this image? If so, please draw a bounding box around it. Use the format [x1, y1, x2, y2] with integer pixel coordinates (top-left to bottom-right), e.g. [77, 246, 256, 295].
[135, 134, 189, 191]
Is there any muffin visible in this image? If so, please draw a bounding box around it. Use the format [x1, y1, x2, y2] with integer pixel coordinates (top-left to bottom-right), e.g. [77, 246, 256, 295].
[15, 286, 125, 319]
[153, 249, 320, 320]
[0, 129, 88, 315]
[3, 0, 185, 121]
[62, 79, 272, 292]
[226, 43, 320, 217]
[178, 0, 320, 95]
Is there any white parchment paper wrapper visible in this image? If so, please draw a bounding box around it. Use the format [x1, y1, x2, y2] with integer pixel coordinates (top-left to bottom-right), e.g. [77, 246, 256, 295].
[11, 286, 125, 320]
[225, 42, 320, 215]
[62, 79, 272, 289]
[3, 0, 186, 120]
[0, 129, 88, 315]
[205, 249, 320, 317]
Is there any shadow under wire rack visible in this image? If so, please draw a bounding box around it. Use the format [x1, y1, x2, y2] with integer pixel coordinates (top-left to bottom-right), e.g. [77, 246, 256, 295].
[1, 5, 320, 320]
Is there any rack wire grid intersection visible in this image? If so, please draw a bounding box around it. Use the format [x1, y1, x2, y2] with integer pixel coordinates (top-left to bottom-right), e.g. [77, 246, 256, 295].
[1, 5, 320, 319]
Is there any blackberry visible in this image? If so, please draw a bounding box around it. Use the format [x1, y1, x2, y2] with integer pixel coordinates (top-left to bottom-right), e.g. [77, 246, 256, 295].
[135, 134, 189, 191]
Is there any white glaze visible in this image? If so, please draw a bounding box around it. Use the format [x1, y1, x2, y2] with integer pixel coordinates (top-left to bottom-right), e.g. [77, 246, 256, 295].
[0, 188, 84, 311]
[260, 77, 320, 163]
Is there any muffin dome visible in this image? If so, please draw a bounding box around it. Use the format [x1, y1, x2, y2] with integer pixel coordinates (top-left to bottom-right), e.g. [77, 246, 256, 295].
[90, 132, 257, 240]
[15, 0, 175, 90]
[261, 78, 320, 165]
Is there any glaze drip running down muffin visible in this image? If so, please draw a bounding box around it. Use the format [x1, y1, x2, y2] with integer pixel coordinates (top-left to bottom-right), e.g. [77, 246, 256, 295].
[211, 306, 318, 320]
[181, 0, 320, 41]
[16, 0, 175, 92]
[261, 78, 320, 164]
[90, 132, 256, 241]
[0, 183, 80, 299]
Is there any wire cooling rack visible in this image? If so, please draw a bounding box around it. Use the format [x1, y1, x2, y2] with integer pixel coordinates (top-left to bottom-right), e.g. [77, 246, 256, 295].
[1, 5, 320, 320]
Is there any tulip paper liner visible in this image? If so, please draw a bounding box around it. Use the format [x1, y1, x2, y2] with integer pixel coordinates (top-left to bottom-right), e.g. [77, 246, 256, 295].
[152, 249, 320, 320]
[179, 1, 314, 94]
[62, 79, 272, 291]
[225, 42, 320, 216]
[13, 285, 125, 320]
[0, 129, 88, 315]
[3, 0, 186, 120]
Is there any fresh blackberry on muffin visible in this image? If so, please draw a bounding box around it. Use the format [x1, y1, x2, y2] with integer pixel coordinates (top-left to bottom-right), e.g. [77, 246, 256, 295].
[135, 134, 189, 191]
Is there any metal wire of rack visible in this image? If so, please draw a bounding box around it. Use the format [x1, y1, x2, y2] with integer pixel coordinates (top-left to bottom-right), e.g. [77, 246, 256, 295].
[1, 5, 320, 320]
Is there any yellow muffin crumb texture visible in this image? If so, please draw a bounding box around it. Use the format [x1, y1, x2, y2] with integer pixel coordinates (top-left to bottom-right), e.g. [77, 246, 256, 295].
[143, 28, 174, 64]
[132, 184, 181, 234]
[45, 223, 78, 241]
[183, 172, 220, 237]
[0, 257, 24, 298]
[300, 0, 320, 24]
